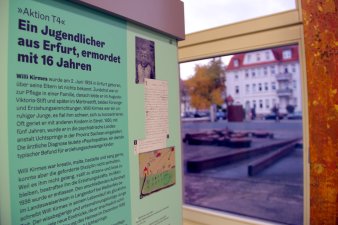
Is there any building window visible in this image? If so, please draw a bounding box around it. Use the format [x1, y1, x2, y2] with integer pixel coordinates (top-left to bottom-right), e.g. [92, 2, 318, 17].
[235, 86, 239, 94]
[270, 66, 275, 74]
[253, 100, 256, 108]
[283, 49, 292, 59]
[245, 84, 250, 93]
[271, 82, 276, 90]
[265, 51, 270, 60]
[235, 73, 238, 79]
[234, 59, 239, 67]
[292, 64, 296, 72]
[258, 83, 262, 91]
[252, 71, 255, 77]
[293, 80, 297, 89]
[252, 83, 256, 92]
[245, 70, 249, 78]
[264, 82, 268, 91]
[263, 67, 268, 76]
[247, 54, 251, 62]
[259, 99, 263, 108]
[245, 100, 250, 108]
[265, 99, 270, 109]
[284, 66, 289, 73]
[256, 53, 261, 61]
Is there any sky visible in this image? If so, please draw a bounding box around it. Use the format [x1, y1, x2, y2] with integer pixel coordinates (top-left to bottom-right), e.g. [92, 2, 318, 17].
[179, 0, 296, 80]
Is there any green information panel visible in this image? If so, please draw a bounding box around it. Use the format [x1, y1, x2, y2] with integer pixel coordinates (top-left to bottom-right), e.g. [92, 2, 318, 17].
[1, 0, 182, 225]
[6, 0, 130, 224]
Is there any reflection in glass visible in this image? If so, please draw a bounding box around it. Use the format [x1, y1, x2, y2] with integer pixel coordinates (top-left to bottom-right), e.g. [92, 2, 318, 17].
[180, 44, 303, 225]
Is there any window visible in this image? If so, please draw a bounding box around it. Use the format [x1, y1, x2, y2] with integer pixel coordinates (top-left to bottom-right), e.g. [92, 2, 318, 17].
[245, 70, 249, 78]
[283, 49, 292, 59]
[258, 83, 262, 91]
[263, 67, 268, 76]
[270, 65, 275, 74]
[264, 82, 269, 91]
[245, 100, 250, 108]
[293, 80, 297, 89]
[245, 84, 250, 93]
[234, 59, 239, 67]
[292, 64, 296, 72]
[271, 81, 276, 90]
[235, 73, 238, 79]
[259, 99, 263, 108]
[252, 83, 256, 92]
[235, 86, 239, 94]
[179, 10, 306, 225]
[265, 99, 270, 109]
[265, 51, 270, 60]
[284, 66, 289, 73]
[252, 71, 255, 77]
[253, 100, 256, 108]
[256, 53, 260, 61]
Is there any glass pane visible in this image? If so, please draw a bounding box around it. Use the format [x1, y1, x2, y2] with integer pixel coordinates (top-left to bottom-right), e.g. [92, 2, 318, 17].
[180, 44, 303, 225]
[182, 0, 296, 34]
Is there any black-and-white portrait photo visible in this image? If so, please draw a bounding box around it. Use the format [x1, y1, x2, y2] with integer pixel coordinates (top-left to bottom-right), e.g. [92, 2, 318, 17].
[135, 37, 155, 84]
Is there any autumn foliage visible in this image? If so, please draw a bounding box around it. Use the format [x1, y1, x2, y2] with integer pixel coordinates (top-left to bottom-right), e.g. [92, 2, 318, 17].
[184, 59, 225, 110]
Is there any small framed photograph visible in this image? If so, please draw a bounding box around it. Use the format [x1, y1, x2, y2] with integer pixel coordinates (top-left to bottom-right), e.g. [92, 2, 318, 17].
[135, 37, 155, 84]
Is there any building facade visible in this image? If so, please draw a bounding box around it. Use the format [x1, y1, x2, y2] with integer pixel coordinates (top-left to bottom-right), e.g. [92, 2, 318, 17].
[225, 45, 301, 116]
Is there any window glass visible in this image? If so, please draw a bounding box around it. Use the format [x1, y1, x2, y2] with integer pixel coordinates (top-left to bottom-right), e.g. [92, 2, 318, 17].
[270, 65, 275, 74]
[284, 66, 289, 73]
[271, 81, 276, 90]
[259, 99, 263, 108]
[292, 64, 296, 72]
[180, 44, 303, 225]
[264, 82, 269, 91]
[256, 53, 261, 61]
[252, 83, 256, 92]
[283, 49, 292, 59]
[263, 67, 268, 76]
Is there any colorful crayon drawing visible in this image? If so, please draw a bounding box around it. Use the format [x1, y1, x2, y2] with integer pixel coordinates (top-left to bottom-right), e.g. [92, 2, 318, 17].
[139, 147, 175, 198]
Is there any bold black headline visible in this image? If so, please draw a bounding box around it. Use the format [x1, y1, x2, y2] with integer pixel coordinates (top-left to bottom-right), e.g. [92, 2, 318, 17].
[17, 19, 122, 72]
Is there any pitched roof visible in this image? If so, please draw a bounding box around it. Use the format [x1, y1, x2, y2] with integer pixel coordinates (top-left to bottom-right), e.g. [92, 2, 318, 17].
[226, 45, 299, 71]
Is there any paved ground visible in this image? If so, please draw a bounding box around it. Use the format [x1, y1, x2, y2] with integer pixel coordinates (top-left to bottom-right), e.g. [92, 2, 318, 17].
[182, 119, 304, 225]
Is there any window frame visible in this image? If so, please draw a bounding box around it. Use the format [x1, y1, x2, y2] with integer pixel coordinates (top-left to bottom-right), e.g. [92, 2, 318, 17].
[283, 49, 292, 59]
[178, 3, 309, 225]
